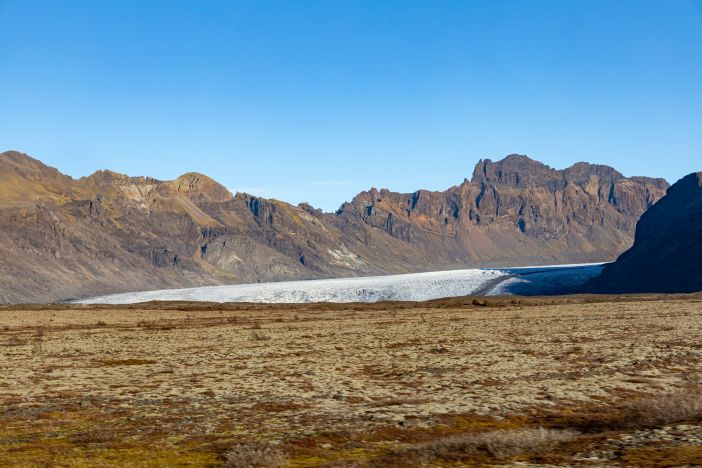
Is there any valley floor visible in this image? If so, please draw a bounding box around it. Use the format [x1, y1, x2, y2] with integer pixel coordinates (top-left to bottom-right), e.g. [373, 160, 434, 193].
[1, 294, 702, 466]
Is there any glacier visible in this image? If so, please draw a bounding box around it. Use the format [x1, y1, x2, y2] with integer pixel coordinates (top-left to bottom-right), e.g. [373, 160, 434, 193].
[487, 263, 605, 296]
[76, 263, 604, 305]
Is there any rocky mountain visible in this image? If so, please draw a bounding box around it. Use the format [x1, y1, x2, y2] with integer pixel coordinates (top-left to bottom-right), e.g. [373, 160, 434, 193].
[587, 172, 702, 293]
[336, 155, 668, 268]
[0, 151, 668, 303]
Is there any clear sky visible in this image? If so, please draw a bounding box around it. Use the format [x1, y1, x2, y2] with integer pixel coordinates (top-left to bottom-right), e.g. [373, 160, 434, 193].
[1, 0, 701, 211]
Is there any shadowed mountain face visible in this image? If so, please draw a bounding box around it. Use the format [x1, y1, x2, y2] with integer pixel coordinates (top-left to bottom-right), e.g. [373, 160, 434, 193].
[0, 151, 668, 303]
[587, 172, 702, 293]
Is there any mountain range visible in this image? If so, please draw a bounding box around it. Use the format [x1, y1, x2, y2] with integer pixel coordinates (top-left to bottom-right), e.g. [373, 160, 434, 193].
[0, 150, 669, 303]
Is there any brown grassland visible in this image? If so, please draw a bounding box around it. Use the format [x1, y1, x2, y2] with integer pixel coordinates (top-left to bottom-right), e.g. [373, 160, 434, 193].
[1, 294, 702, 466]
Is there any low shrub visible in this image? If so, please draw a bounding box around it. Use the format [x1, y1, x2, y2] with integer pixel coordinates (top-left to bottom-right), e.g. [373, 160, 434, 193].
[419, 427, 578, 460]
[624, 389, 702, 427]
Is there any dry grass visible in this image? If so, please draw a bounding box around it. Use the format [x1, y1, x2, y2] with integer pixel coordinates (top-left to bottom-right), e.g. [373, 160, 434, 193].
[250, 330, 271, 341]
[408, 427, 578, 461]
[98, 359, 157, 366]
[2, 335, 27, 346]
[624, 389, 702, 427]
[69, 428, 118, 445]
[1, 296, 702, 466]
[537, 389, 702, 433]
[221, 442, 286, 468]
[621, 444, 702, 466]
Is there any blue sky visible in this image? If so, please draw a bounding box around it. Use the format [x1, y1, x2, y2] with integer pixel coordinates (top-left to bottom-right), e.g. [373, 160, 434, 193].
[1, 0, 701, 211]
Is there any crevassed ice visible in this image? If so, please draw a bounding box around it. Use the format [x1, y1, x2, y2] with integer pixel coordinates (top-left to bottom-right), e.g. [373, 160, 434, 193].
[76, 263, 604, 305]
[77, 269, 505, 304]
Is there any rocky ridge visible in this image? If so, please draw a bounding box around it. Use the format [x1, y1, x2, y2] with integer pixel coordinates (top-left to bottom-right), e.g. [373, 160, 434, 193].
[0, 151, 668, 302]
[337, 154, 667, 267]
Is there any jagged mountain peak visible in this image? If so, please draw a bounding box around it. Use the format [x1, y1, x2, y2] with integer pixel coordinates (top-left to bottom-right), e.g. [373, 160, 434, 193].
[500, 153, 542, 164]
[471, 154, 558, 188]
[0, 150, 71, 181]
[472, 154, 546, 173]
[562, 162, 624, 184]
[163, 172, 234, 203]
[0, 150, 75, 203]
[79, 168, 233, 204]
[81, 169, 147, 186]
[470, 155, 668, 190]
[0, 150, 50, 167]
[1, 150, 35, 163]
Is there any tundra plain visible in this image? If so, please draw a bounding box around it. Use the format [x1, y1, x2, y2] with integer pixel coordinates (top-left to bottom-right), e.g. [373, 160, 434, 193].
[2, 295, 702, 466]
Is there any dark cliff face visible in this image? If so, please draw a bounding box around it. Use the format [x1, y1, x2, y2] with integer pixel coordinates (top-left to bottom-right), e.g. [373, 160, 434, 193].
[336, 155, 668, 265]
[0, 151, 669, 303]
[587, 172, 702, 293]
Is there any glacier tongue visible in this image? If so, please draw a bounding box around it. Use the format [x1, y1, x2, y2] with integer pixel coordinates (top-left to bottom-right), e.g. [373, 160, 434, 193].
[76, 268, 506, 304]
[76, 263, 604, 305]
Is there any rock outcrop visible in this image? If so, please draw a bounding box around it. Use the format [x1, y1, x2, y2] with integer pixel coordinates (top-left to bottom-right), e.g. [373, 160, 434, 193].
[587, 172, 702, 293]
[336, 155, 668, 267]
[0, 151, 669, 303]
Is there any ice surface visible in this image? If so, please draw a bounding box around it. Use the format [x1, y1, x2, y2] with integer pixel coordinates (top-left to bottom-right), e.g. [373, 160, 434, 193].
[486, 264, 605, 296]
[76, 263, 604, 304]
[76, 269, 505, 304]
